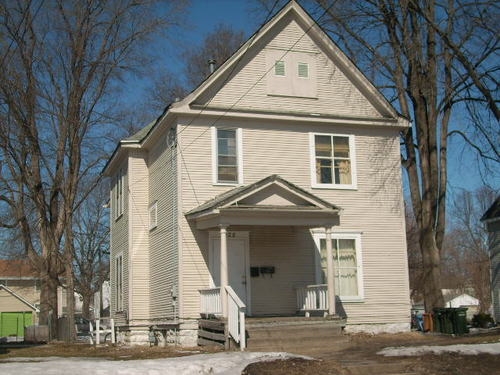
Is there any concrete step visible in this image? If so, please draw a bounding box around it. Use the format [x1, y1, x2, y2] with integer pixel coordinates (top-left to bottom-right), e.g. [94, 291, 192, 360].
[245, 318, 345, 351]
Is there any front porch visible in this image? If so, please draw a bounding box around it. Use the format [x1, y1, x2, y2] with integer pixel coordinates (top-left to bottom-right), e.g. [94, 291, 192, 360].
[186, 176, 344, 349]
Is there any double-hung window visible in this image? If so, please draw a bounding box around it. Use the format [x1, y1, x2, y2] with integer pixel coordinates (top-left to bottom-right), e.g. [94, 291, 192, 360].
[311, 133, 356, 189]
[212, 127, 243, 185]
[115, 254, 123, 311]
[314, 232, 363, 300]
[113, 169, 124, 219]
[149, 201, 158, 230]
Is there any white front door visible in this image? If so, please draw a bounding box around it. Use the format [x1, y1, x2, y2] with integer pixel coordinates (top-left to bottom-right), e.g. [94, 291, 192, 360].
[209, 232, 250, 314]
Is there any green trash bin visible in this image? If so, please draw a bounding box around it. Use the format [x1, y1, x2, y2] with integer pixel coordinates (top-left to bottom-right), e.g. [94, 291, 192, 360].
[433, 308, 443, 332]
[433, 308, 454, 334]
[451, 307, 469, 334]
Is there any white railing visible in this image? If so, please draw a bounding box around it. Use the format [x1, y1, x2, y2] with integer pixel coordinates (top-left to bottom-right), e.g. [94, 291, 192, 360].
[199, 287, 222, 317]
[226, 286, 246, 351]
[296, 284, 328, 317]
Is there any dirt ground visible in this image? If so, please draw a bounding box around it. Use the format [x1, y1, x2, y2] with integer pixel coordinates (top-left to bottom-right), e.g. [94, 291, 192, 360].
[244, 329, 500, 375]
[0, 329, 499, 374]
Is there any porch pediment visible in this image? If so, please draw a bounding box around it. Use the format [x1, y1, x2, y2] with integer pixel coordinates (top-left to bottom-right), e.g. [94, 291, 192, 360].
[186, 175, 341, 230]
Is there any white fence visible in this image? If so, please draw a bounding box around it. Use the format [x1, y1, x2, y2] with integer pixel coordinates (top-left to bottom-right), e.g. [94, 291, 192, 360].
[89, 318, 115, 344]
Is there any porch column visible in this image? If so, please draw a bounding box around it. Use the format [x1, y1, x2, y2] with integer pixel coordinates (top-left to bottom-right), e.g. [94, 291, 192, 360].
[220, 225, 228, 318]
[325, 227, 336, 316]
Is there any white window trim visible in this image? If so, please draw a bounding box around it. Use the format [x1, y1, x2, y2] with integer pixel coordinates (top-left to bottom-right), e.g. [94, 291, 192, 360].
[211, 126, 244, 186]
[149, 201, 158, 230]
[309, 132, 357, 190]
[312, 230, 364, 302]
[115, 253, 124, 311]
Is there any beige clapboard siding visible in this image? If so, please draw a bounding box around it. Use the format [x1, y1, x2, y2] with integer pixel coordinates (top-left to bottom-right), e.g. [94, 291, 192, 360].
[177, 115, 410, 323]
[249, 226, 316, 315]
[148, 136, 178, 320]
[110, 164, 129, 325]
[127, 150, 150, 321]
[197, 18, 380, 119]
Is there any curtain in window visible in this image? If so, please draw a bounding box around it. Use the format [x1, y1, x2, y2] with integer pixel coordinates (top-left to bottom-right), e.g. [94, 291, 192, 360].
[320, 238, 358, 297]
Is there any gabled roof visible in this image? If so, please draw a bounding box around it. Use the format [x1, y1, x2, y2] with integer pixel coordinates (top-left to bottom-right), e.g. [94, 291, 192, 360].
[481, 195, 500, 222]
[0, 259, 38, 279]
[0, 284, 40, 312]
[186, 174, 340, 218]
[172, 0, 404, 121]
[186, 175, 341, 230]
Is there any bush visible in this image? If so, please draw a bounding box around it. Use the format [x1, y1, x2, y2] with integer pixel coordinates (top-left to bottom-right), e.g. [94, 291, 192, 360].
[471, 313, 494, 328]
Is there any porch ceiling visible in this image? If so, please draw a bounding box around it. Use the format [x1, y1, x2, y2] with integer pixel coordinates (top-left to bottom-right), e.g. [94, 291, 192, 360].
[186, 175, 340, 230]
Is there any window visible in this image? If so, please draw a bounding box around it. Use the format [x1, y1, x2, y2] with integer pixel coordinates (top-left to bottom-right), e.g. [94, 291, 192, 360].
[149, 201, 158, 230]
[275, 60, 285, 76]
[212, 127, 243, 185]
[314, 232, 363, 300]
[298, 62, 309, 78]
[115, 254, 123, 311]
[113, 169, 124, 219]
[311, 133, 356, 189]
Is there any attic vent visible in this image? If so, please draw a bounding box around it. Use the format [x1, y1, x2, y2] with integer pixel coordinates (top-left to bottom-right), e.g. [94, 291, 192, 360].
[274, 60, 285, 76]
[298, 62, 309, 78]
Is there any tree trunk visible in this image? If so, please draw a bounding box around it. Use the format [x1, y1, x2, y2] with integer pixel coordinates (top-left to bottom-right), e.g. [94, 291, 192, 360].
[420, 227, 444, 312]
[82, 292, 92, 319]
[65, 261, 76, 342]
[39, 271, 59, 340]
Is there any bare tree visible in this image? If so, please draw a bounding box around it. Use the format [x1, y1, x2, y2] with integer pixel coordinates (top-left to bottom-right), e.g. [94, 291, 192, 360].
[144, 23, 247, 116]
[0, 0, 186, 339]
[447, 187, 496, 312]
[309, 0, 499, 311]
[73, 180, 109, 319]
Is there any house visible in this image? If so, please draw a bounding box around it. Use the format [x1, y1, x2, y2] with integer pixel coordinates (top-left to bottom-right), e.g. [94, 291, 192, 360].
[481, 195, 500, 323]
[103, 1, 411, 346]
[0, 260, 40, 340]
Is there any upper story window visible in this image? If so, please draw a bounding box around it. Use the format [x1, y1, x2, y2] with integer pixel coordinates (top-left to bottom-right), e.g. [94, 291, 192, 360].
[113, 169, 125, 220]
[314, 232, 363, 300]
[274, 60, 285, 76]
[212, 127, 243, 185]
[298, 62, 309, 78]
[310, 133, 357, 189]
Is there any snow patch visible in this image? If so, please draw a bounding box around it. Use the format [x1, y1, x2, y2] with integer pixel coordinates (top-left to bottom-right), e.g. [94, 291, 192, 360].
[0, 351, 308, 375]
[378, 342, 500, 356]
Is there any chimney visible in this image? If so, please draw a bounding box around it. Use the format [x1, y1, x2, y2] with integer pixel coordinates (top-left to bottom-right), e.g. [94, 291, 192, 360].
[208, 59, 216, 74]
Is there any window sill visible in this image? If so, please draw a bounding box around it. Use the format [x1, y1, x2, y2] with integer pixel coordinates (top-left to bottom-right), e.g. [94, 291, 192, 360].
[213, 182, 243, 187]
[338, 296, 364, 303]
[311, 183, 357, 190]
[114, 213, 123, 222]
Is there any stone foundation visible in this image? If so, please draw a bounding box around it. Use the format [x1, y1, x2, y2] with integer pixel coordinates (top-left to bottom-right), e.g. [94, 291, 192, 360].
[115, 320, 199, 347]
[344, 322, 411, 334]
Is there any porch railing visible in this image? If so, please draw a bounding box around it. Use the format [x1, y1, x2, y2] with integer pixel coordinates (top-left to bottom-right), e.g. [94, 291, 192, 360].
[199, 287, 222, 317]
[226, 285, 246, 351]
[296, 284, 328, 317]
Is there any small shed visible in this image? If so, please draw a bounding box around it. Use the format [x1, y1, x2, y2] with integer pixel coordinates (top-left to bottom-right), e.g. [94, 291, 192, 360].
[0, 284, 39, 341]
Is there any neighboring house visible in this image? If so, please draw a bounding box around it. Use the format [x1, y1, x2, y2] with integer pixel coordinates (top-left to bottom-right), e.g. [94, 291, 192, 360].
[0, 260, 40, 340]
[103, 1, 411, 346]
[482, 195, 500, 323]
